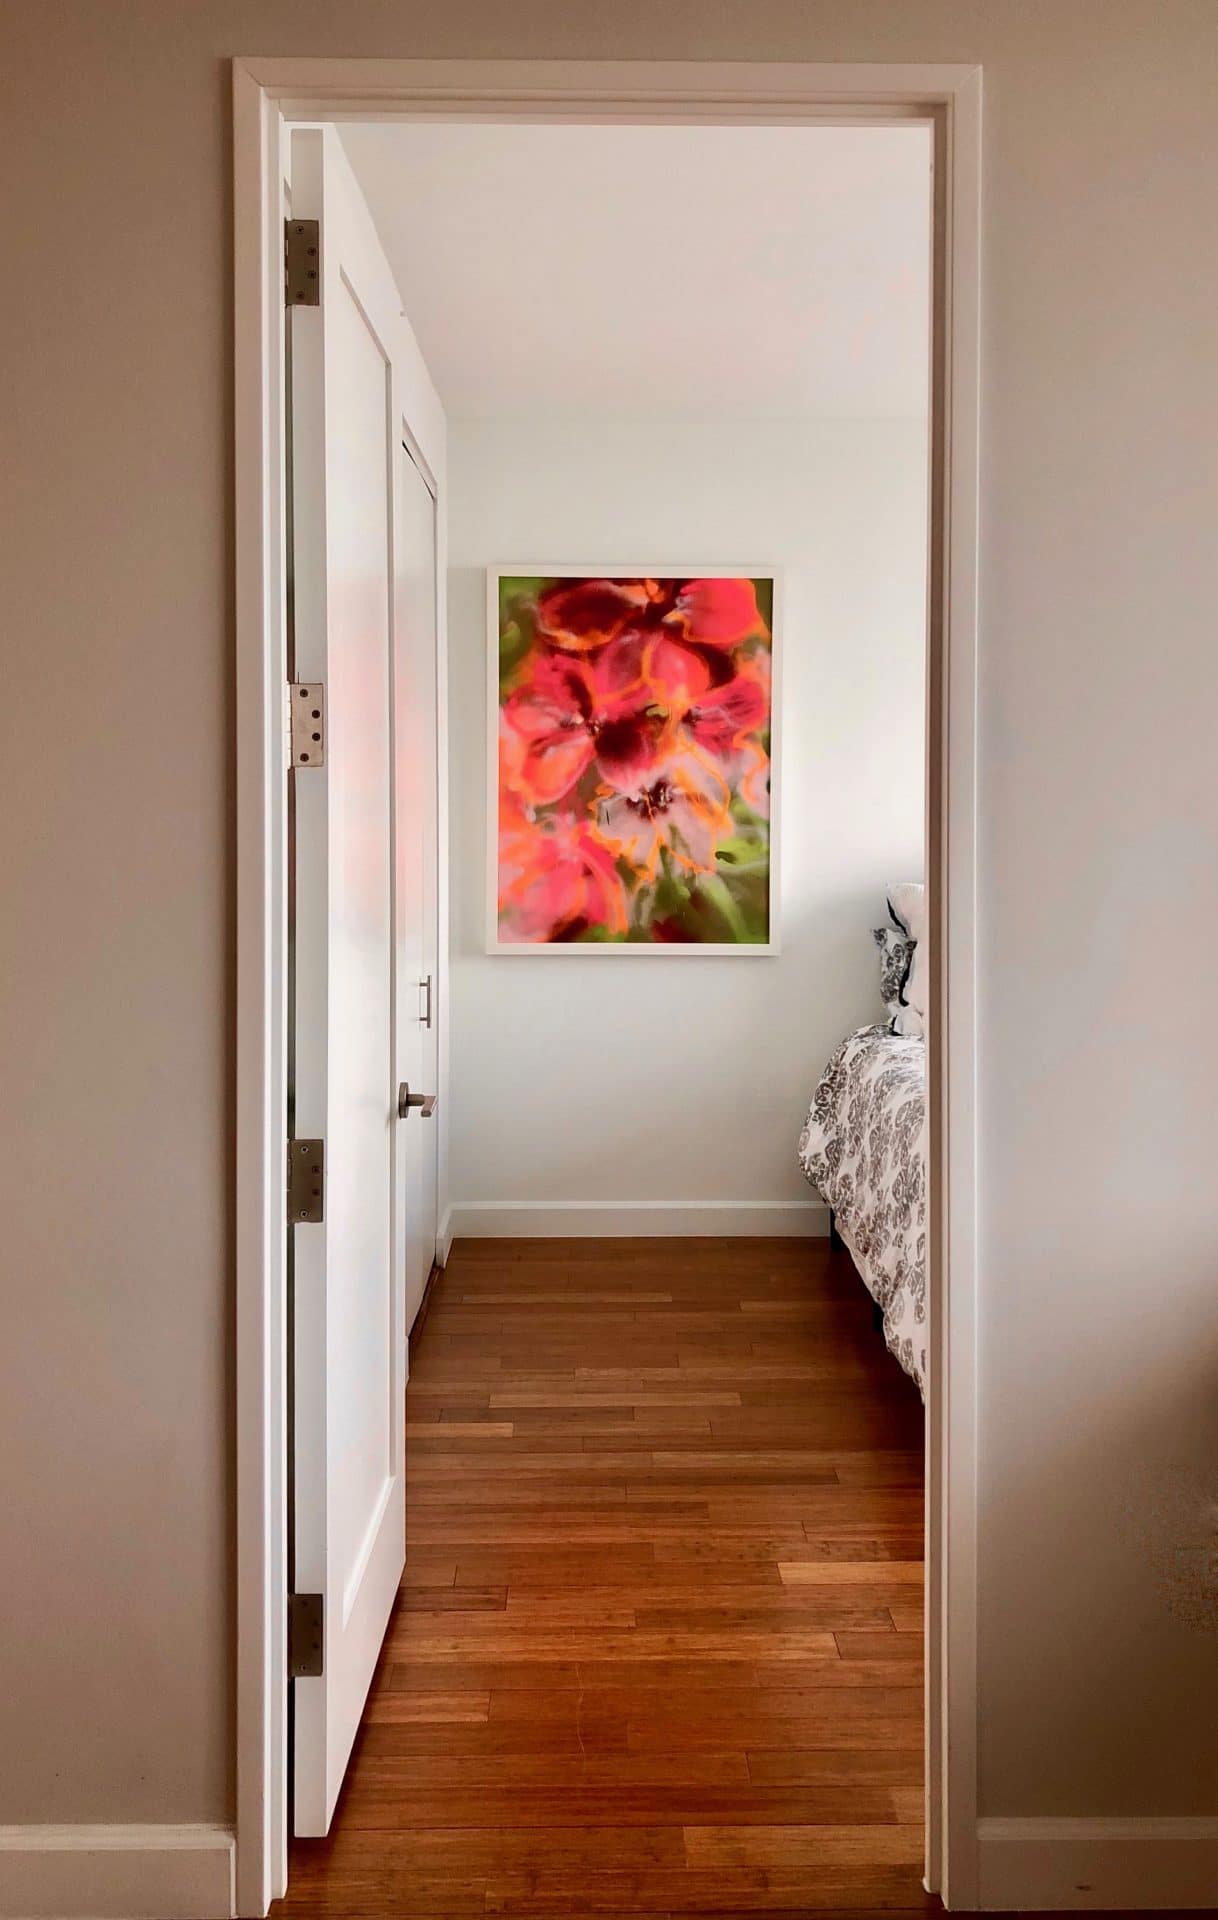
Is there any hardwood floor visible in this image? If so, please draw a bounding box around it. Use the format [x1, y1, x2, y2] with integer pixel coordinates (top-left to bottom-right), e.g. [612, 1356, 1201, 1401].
[276, 1236, 928, 1916]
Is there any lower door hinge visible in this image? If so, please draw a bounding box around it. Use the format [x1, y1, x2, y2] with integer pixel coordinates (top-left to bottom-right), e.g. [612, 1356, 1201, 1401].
[285, 218, 320, 307]
[287, 1139, 324, 1224]
[288, 1593, 324, 1678]
[288, 683, 325, 767]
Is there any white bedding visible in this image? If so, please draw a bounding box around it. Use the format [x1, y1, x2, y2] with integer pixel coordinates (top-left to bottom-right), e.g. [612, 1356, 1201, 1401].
[798, 1023, 927, 1398]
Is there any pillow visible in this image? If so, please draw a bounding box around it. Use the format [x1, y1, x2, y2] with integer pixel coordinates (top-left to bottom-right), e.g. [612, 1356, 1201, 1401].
[886, 882, 927, 1037]
[872, 924, 913, 1020]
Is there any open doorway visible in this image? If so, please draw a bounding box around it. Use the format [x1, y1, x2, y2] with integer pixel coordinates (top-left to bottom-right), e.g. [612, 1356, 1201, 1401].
[234, 57, 981, 1920]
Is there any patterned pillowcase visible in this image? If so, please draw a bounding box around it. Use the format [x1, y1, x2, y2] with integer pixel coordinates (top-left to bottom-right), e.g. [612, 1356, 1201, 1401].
[873, 924, 913, 1020]
[886, 882, 926, 1037]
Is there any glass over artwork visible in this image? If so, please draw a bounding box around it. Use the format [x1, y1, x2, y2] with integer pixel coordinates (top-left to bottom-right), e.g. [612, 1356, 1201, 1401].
[493, 574, 776, 948]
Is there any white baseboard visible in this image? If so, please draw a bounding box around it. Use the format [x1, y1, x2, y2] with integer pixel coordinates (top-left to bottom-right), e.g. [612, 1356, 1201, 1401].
[436, 1202, 454, 1265]
[976, 1815, 1218, 1910]
[448, 1199, 828, 1239]
[0, 1824, 234, 1919]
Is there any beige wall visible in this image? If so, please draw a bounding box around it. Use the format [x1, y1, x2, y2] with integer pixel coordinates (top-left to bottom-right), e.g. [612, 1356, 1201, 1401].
[4, 0, 1217, 1844]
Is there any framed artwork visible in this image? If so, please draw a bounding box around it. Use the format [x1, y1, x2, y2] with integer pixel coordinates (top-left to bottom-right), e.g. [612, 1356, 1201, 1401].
[488, 569, 780, 953]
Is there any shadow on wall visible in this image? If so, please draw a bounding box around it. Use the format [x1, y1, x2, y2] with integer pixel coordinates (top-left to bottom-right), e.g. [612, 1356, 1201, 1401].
[978, 1233, 1218, 1817]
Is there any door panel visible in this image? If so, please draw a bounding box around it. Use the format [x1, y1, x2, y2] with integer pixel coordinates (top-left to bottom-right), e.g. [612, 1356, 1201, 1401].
[395, 444, 440, 1332]
[288, 124, 408, 1839]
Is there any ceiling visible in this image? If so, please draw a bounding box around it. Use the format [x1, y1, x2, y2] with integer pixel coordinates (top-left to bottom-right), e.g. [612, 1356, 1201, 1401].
[340, 121, 931, 423]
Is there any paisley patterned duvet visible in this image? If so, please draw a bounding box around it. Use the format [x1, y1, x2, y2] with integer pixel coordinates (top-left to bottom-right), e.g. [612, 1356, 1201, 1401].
[798, 1024, 927, 1398]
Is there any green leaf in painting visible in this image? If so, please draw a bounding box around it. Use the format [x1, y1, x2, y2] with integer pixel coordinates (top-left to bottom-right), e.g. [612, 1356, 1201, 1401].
[694, 872, 752, 944]
[498, 576, 549, 698]
[752, 575, 774, 632]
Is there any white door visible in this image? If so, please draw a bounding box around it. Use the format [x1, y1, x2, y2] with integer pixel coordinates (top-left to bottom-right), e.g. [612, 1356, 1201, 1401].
[287, 124, 427, 1837]
[394, 443, 441, 1331]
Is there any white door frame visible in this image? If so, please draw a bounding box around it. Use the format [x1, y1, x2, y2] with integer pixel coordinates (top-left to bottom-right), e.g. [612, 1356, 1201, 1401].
[233, 56, 981, 1920]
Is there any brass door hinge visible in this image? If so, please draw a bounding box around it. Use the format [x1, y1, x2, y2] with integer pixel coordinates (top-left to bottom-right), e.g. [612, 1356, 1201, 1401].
[288, 1593, 323, 1678]
[287, 1139, 324, 1224]
[285, 219, 320, 307]
[288, 683, 325, 768]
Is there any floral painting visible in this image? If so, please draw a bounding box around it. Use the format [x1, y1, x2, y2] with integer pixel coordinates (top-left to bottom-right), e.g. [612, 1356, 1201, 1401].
[491, 573, 776, 949]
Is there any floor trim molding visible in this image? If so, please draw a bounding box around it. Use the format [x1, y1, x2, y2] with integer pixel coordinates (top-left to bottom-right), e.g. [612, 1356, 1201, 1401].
[448, 1199, 828, 1239]
[0, 1824, 235, 1919]
[437, 1203, 454, 1265]
[976, 1815, 1218, 1910]
[408, 1260, 445, 1357]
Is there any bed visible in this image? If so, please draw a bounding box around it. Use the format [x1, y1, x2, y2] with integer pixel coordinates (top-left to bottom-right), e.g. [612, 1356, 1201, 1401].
[797, 911, 928, 1398]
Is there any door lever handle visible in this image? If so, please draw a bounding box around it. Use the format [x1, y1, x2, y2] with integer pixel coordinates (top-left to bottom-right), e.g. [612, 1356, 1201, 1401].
[398, 1082, 437, 1120]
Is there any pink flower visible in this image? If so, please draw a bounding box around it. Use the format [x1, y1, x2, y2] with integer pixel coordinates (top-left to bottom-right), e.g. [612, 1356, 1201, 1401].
[501, 636, 664, 806]
[534, 578, 654, 654]
[535, 575, 766, 657]
[663, 576, 766, 649]
[597, 746, 734, 881]
[497, 802, 627, 944]
[680, 656, 771, 817]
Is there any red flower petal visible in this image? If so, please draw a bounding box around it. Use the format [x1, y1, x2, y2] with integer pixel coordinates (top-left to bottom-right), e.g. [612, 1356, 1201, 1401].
[535, 578, 652, 653]
[499, 704, 594, 806]
[643, 632, 714, 708]
[667, 577, 764, 648]
[583, 632, 650, 711]
[498, 817, 627, 942]
[684, 669, 768, 759]
[593, 710, 667, 790]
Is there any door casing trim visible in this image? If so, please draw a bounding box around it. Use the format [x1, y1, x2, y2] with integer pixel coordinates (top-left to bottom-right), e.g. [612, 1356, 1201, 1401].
[233, 55, 981, 1918]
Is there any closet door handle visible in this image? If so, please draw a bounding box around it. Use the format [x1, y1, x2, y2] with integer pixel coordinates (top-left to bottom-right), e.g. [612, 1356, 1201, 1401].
[398, 1082, 437, 1120]
[420, 975, 432, 1028]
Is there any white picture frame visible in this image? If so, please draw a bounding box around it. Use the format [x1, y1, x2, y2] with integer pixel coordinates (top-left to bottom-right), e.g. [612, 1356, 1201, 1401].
[486, 564, 783, 956]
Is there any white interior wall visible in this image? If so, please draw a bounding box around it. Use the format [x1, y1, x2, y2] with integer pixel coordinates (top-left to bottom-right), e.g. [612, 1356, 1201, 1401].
[336, 121, 933, 424]
[447, 418, 927, 1231]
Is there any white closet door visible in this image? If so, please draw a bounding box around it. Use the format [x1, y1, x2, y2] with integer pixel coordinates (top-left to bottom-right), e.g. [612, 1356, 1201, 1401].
[394, 441, 441, 1333]
[288, 123, 409, 1838]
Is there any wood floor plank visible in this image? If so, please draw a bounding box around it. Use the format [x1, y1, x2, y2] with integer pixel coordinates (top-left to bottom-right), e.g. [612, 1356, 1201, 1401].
[480, 1570, 788, 1601]
[482, 1864, 931, 1912]
[682, 1823, 923, 1868]
[405, 1422, 516, 1441]
[385, 1626, 843, 1662]
[367, 1750, 754, 1787]
[399, 1584, 509, 1612]
[399, 1551, 457, 1588]
[489, 1390, 745, 1409]
[273, 1236, 926, 1920]
[363, 1689, 491, 1725]
[297, 1826, 690, 1871]
[334, 1782, 906, 1831]
[777, 1561, 923, 1586]
[747, 1748, 924, 1787]
[407, 1449, 646, 1473]
[452, 1291, 677, 1305]
[833, 1631, 923, 1662]
[405, 1522, 811, 1545]
[450, 1546, 659, 1583]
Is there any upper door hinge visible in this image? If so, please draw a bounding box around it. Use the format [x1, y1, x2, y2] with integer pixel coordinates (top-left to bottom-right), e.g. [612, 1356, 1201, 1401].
[288, 1592, 324, 1678]
[288, 683, 325, 767]
[285, 218, 320, 307]
[287, 1138, 324, 1225]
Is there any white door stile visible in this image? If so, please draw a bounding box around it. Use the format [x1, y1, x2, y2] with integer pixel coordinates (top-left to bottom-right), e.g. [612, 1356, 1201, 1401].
[287, 122, 446, 1837]
[394, 437, 441, 1331]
